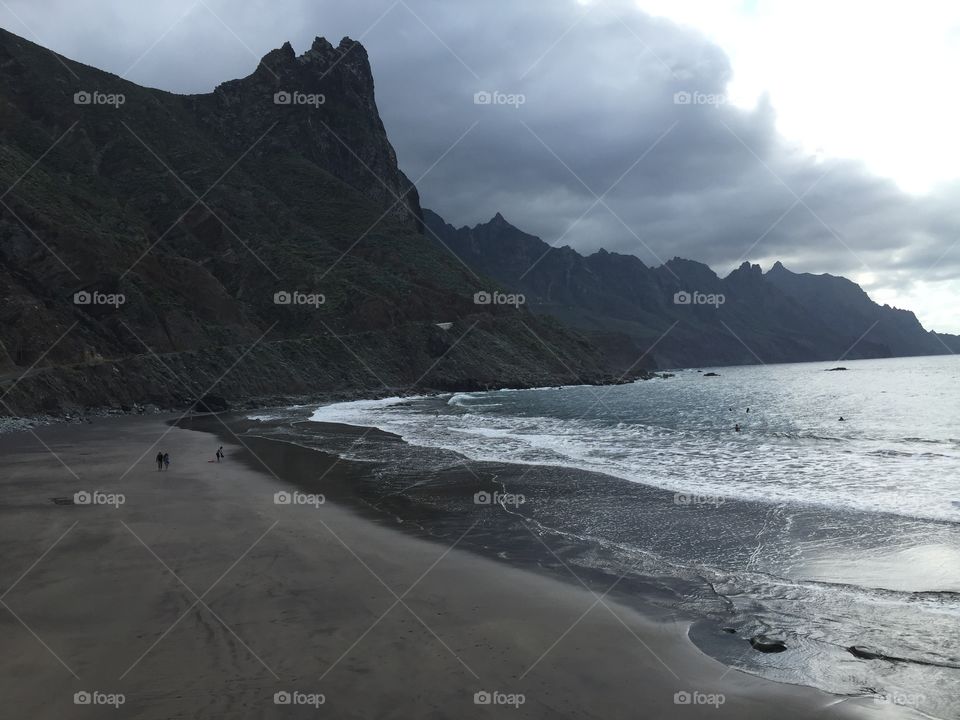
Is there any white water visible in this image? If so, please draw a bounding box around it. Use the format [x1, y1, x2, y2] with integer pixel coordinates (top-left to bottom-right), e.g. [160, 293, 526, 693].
[306, 357, 960, 523]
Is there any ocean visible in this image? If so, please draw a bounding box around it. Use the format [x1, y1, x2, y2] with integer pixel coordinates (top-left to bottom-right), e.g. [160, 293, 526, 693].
[251, 354, 960, 719]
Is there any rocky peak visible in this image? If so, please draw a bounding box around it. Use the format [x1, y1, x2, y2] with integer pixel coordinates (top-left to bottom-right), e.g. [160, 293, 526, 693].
[259, 41, 295, 68]
[664, 257, 716, 276]
[212, 35, 421, 228]
[295, 37, 371, 78]
[726, 261, 764, 284]
[260, 36, 369, 67]
[310, 36, 335, 54]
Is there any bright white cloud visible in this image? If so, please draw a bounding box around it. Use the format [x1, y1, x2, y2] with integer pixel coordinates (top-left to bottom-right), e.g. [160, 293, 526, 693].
[636, 0, 960, 194]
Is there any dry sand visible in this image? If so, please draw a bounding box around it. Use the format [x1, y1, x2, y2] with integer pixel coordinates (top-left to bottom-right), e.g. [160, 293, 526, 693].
[0, 415, 926, 719]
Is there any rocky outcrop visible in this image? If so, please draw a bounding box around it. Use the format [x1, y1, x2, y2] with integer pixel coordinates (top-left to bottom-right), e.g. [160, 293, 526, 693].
[201, 36, 422, 228]
[750, 635, 787, 653]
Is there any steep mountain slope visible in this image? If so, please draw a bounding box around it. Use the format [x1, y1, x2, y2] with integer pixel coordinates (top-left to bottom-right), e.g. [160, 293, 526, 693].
[0, 30, 620, 416]
[425, 209, 959, 367]
[764, 262, 953, 357]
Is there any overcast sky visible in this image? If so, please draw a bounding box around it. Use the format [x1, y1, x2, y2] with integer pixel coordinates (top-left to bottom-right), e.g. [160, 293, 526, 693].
[3, 0, 958, 332]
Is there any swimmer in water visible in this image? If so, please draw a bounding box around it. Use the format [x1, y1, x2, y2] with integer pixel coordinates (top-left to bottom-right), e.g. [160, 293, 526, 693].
[735, 423, 741, 432]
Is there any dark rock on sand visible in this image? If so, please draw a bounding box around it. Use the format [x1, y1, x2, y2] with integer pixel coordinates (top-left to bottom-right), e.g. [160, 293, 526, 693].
[848, 646, 886, 660]
[750, 635, 787, 653]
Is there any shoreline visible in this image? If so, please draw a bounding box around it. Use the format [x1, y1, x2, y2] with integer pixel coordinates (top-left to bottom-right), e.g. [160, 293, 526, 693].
[0, 412, 928, 718]
[197, 407, 956, 717]
[4, 348, 956, 425]
[185, 412, 937, 717]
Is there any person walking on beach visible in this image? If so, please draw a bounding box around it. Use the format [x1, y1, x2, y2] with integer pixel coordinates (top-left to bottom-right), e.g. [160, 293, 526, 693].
[156, 451, 163, 471]
[163, 452, 170, 470]
[216, 446, 224, 462]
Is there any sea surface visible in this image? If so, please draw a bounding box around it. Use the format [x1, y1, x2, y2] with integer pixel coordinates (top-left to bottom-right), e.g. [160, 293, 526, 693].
[252, 355, 960, 719]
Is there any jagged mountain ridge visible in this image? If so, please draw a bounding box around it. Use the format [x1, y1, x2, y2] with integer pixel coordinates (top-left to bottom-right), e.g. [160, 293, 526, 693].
[425, 209, 960, 368]
[763, 261, 952, 356]
[0, 30, 621, 415]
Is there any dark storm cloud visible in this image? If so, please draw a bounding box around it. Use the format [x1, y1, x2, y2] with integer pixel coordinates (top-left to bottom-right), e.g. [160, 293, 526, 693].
[3, 0, 958, 324]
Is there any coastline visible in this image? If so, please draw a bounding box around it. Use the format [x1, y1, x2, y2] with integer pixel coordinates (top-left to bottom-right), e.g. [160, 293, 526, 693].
[0, 412, 929, 718]
[208, 410, 958, 715]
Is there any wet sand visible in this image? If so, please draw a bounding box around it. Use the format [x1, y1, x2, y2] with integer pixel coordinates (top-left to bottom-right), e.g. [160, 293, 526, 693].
[0, 414, 925, 718]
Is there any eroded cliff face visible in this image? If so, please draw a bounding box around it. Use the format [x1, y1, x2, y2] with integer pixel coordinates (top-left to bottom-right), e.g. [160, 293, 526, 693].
[0, 30, 620, 416]
[202, 37, 422, 229]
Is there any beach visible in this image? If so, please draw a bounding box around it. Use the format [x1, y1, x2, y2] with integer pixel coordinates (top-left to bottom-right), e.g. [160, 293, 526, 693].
[0, 414, 927, 719]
